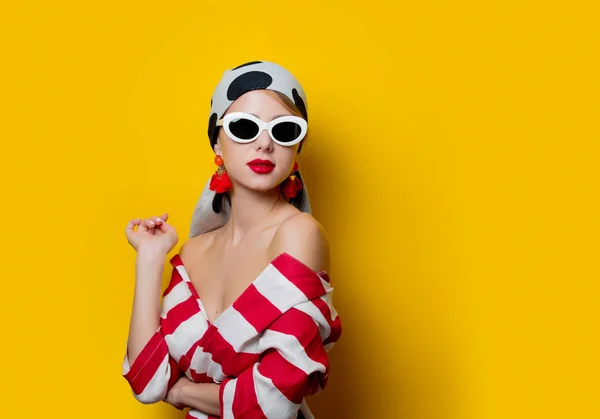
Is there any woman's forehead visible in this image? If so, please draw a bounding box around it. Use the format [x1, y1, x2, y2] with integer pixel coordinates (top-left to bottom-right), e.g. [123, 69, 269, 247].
[226, 90, 291, 116]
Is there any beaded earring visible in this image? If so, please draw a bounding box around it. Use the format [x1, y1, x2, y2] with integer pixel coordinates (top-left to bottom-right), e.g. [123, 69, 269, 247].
[281, 161, 303, 199]
[209, 155, 232, 193]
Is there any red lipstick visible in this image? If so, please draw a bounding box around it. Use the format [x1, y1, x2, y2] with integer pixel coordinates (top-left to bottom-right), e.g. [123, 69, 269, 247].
[247, 159, 275, 174]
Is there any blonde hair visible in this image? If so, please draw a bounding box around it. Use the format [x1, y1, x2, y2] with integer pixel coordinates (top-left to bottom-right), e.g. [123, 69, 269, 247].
[260, 90, 308, 153]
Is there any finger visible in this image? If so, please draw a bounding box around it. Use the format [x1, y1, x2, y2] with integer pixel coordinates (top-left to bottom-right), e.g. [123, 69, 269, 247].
[141, 218, 156, 229]
[125, 218, 141, 230]
[156, 219, 171, 233]
[159, 213, 169, 222]
[125, 218, 141, 234]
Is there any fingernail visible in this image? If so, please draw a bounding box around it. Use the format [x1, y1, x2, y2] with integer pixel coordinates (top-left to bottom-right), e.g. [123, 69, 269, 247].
[149, 221, 155, 226]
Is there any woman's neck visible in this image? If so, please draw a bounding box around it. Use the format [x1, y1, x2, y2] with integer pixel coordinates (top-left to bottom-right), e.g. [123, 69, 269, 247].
[222, 185, 284, 244]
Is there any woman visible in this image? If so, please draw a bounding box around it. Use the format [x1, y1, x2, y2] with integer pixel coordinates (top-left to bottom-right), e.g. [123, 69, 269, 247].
[122, 61, 342, 419]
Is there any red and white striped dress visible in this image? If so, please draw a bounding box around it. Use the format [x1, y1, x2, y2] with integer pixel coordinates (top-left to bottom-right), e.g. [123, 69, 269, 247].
[122, 252, 342, 419]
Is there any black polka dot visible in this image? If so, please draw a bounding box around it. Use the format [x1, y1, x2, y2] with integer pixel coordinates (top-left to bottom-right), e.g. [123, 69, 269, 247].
[231, 61, 263, 70]
[210, 98, 213, 107]
[292, 88, 308, 121]
[208, 112, 218, 145]
[227, 71, 273, 101]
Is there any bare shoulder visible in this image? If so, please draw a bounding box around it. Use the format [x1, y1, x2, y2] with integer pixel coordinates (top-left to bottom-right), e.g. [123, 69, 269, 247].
[271, 212, 330, 273]
[178, 229, 218, 261]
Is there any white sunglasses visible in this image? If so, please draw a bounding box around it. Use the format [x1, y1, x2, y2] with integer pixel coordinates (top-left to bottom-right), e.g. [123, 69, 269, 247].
[216, 112, 307, 146]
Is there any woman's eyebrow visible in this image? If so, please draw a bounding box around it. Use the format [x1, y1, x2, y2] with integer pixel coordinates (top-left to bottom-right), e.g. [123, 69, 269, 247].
[248, 113, 288, 119]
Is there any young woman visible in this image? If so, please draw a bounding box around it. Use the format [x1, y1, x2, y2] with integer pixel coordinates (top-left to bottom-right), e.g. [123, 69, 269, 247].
[122, 61, 342, 419]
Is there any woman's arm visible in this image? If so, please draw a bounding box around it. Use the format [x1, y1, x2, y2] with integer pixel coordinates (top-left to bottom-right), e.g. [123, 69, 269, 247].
[122, 245, 185, 403]
[122, 214, 185, 404]
[167, 307, 333, 418]
[166, 379, 221, 416]
[126, 246, 164, 362]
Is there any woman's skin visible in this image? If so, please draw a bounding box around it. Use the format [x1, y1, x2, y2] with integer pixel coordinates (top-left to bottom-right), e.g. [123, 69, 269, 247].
[124, 89, 330, 415]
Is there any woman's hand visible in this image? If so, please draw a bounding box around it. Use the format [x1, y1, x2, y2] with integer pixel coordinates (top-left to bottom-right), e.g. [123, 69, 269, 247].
[164, 376, 190, 410]
[164, 378, 221, 415]
[125, 212, 179, 257]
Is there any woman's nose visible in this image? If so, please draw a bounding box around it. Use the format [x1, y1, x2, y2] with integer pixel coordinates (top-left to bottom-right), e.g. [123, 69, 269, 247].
[254, 128, 273, 151]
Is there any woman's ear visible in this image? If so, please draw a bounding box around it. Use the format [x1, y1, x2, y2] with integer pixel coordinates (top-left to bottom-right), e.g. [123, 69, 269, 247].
[214, 137, 222, 156]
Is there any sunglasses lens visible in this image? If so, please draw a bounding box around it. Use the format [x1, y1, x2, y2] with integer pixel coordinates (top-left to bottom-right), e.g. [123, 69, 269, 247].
[272, 121, 303, 143]
[229, 117, 259, 140]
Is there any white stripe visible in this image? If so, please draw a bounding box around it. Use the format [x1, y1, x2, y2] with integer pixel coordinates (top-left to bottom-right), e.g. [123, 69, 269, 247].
[221, 378, 237, 419]
[299, 400, 315, 419]
[161, 281, 190, 317]
[175, 264, 192, 283]
[176, 265, 210, 316]
[216, 307, 260, 353]
[134, 354, 170, 403]
[259, 329, 326, 376]
[164, 311, 205, 358]
[254, 265, 308, 312]
[187, 410, 210, 419]
[320, 291, 339, 321]
[253, 364, 300, 418]
[122, 352, 131, 375]
[324, 342, 336, 352]
[319, 277, 333, 293]
[189, 345, 226, 383]
[294, 300, 331, 342]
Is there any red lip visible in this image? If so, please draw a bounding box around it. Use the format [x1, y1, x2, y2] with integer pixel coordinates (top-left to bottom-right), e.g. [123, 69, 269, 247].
[247, 159, 275, 174]
[248, 159, 275, 166]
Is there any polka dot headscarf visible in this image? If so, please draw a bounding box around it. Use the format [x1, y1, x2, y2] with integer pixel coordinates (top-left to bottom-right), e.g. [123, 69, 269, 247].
[207, 60, 308, 149]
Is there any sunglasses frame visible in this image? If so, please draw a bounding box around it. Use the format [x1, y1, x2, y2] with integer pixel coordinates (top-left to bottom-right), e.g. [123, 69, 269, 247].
[216, 112, 307, 147]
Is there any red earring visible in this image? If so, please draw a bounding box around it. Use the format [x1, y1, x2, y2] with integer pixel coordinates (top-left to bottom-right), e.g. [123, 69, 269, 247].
[282, 161, 303, 199]
[209, 155, 232, 193]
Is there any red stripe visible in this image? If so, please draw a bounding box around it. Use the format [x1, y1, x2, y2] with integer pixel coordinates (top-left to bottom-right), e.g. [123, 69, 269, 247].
[163, 265, 184, 297]
[310, 297, 342, 345]
[124, 330, 170, 394]
[171, 254, 202, 300]
[170, 254, 183, 268]
[161, 295, 200, 336]
[167, 356, 184, 390]
[259, 348, 310, 404]
[189, 369, 213, 384]
[232, 366, 266, 418]
[271, 253, 326, 300]
[269, 308, 328, 365]
[262, 308, 330, 399]
[232, 284, 282, 333]
[324, 315, 342, 346]
[178, 351, 191, 372]
[199, 326, 260, 376]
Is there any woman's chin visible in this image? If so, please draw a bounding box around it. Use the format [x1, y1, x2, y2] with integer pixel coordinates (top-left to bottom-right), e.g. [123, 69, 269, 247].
[238, 177, 283, 193]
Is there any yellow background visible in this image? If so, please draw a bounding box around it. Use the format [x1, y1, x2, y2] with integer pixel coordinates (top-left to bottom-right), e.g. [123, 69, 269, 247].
[1, 1, 598, 418]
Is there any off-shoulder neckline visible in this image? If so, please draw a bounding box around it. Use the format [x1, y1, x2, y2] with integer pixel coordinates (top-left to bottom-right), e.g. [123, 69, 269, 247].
[169, 251, 328, 325]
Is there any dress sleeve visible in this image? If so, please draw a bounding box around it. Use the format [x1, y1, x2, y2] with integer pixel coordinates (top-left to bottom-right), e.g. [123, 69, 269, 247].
[219, 307, 340, 418]
[121, 326, 184, 404]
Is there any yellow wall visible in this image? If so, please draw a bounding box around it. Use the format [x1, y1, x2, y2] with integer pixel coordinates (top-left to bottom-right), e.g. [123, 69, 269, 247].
[1, 1, 598, 418]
